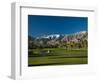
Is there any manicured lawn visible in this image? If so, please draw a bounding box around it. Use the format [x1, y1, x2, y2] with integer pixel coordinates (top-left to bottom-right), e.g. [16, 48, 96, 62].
[28, 48, 88, 66]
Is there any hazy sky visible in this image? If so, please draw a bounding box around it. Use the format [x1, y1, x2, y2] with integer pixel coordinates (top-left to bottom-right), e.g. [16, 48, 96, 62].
[28, 15, 88, 37]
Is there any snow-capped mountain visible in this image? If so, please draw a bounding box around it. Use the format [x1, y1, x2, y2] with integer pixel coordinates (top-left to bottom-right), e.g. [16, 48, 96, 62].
[30, 31, 87, 40]
[36, 31, 87, 39]
[41, 34, 60, 39]
[75, 31, 87, 35]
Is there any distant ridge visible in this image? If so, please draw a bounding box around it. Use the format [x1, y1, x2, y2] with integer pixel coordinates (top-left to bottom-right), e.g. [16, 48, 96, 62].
[33, 31, 87, 39]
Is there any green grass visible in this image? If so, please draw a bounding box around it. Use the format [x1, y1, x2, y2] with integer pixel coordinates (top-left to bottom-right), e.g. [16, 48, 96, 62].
[28, 48, 88, 66]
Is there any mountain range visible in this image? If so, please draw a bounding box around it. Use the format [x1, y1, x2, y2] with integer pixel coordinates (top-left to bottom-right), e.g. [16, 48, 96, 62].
[28, 31, 88, 49]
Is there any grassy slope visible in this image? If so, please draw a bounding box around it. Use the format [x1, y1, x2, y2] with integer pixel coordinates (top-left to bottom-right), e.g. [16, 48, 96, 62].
[28, 48, 88, 66]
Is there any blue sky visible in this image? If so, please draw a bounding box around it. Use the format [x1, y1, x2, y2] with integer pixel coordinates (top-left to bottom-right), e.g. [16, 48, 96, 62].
[28, 15, 88, 37]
